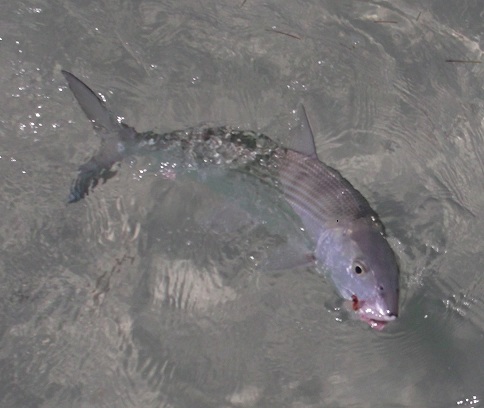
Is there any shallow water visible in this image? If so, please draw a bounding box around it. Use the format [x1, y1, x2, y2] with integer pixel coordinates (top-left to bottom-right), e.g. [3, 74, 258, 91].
[1, 0, 483, 407]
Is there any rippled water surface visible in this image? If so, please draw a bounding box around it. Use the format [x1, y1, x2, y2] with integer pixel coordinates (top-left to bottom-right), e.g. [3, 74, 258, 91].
[1, 0, 483, 407]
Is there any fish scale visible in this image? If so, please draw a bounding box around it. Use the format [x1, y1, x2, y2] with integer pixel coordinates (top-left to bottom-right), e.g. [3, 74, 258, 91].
[135, 126, 381, 234]
[135, 126, 280, 168]
[62, 70, 400, 329]
[279, 149, 381, 226]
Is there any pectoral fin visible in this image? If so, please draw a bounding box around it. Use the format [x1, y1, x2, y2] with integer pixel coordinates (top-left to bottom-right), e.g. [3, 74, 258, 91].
[261, 241, 316, 271]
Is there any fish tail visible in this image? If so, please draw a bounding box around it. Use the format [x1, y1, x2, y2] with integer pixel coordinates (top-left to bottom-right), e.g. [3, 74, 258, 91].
[62, 70, 137, 203]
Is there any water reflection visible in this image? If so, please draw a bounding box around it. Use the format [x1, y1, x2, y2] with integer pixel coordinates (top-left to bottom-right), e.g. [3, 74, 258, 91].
[0, 0, 483, 406]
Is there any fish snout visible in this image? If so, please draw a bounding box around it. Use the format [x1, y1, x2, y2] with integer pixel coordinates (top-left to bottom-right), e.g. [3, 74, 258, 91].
[375, 298, 398, 321]
[376, 284, 399, 319]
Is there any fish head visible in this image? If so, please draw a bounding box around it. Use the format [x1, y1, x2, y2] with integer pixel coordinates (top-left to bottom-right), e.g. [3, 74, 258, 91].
[319, 219, 399, 329]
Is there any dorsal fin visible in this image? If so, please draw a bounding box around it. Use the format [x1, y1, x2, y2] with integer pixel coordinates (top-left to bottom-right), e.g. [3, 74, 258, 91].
[286, 104, 318, 159]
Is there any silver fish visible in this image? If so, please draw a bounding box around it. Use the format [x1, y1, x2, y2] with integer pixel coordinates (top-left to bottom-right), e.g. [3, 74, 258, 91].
[62, 70, 400, 329]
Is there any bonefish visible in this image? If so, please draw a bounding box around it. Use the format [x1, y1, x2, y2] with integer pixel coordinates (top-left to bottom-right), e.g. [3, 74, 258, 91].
[62, 70, 399, 329]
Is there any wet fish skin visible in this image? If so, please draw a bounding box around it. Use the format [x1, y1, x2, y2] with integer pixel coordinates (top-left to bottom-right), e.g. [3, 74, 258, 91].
[278, 148, 399, 327]
[62, 70, 399, 328]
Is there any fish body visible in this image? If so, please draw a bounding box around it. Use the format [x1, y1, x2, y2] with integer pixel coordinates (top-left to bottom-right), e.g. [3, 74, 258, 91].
[62, 70, 399, 329]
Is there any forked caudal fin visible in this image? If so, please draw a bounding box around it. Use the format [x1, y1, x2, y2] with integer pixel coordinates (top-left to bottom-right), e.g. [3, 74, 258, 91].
[62, 70, 136, 202]
[62, 71, 317, 203]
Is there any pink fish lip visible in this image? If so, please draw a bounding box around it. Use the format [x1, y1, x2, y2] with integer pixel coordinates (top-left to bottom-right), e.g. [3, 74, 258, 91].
[344, 297, 397, 330]
[359, 312, 396, 331]
[354, 300, 397, 330]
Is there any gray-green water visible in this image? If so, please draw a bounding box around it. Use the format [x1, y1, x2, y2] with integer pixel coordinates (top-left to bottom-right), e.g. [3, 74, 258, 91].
[1, 0, 483, 407]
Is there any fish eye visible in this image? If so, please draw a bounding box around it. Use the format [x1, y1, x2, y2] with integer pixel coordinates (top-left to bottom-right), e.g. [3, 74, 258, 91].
[353, 262, 366, 275]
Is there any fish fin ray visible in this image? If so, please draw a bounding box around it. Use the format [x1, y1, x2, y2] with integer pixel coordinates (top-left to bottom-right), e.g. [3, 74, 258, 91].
[262, 241, 315, 271]
[68, 156, 119, 203]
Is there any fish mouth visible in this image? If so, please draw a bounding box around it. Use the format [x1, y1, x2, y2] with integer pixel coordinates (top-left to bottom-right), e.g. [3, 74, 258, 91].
[359, 313, 396, 331]
[355, 300, 397, 331]
[345, 295, 398, 330]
